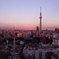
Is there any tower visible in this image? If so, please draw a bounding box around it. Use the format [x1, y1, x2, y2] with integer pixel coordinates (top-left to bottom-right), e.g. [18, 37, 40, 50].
[39, 7, 42, 32]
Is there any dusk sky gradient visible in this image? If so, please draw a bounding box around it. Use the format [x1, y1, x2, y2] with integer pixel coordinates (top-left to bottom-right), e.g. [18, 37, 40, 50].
[0, 0, 59, 30]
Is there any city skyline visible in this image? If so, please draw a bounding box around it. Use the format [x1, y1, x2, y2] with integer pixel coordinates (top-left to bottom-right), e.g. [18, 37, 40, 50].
[0, 0, 59, 30]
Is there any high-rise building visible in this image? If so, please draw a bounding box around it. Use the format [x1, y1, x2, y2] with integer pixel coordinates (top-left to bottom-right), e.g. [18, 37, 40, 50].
[12, 26, 15, 31]
[36, 26, 39, 31]
[39, 7, 42, 32]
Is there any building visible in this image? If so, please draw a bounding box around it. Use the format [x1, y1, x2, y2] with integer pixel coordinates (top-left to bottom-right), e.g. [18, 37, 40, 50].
[23, 43, 59, 59]
[36, 26, 39, 31]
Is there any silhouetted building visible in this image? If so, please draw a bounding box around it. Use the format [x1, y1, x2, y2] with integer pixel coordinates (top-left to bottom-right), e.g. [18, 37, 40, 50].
[36, 26, 39, 31]
[55, 28, 59, 33]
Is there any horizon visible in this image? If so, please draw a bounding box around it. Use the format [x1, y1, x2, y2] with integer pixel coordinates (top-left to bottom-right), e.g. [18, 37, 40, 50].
[0, 26, 59, 30]
[0, 0, 59, 30]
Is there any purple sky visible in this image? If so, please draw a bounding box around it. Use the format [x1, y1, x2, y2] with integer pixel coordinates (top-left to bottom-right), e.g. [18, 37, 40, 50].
[0, 0, 59, 30]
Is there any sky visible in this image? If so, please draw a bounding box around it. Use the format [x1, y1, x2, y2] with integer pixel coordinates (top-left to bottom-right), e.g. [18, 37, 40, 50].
[0, 0, 59, 30]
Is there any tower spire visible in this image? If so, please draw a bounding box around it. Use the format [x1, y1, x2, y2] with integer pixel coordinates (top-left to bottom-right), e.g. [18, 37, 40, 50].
[40, 7, 42, 19]
[40, 7, 41, 13]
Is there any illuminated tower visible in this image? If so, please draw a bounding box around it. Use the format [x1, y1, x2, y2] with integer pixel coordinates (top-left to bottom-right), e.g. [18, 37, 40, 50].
[39, 7, 42, 32]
